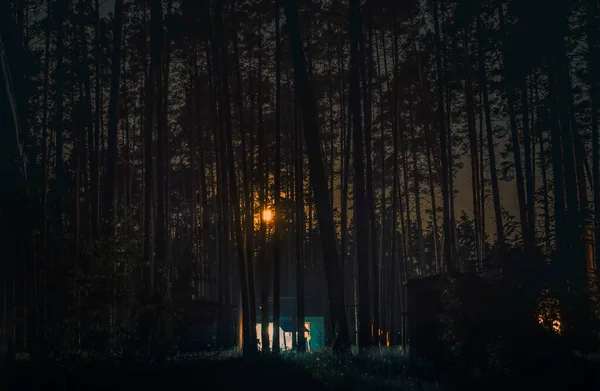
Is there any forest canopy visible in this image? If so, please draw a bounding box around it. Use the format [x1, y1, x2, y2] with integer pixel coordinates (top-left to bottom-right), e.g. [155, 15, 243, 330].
[1, 0, 599, 376]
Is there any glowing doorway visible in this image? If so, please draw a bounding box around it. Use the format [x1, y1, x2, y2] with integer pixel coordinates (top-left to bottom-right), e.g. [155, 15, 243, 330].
[256, 322, 311, 351]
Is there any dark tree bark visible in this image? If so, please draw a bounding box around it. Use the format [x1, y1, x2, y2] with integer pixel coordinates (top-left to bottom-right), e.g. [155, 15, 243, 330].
[433, 0, 454, 272]
[52, 0, 66, 244]
[294, 87, 306, 352]
[272, 0, 282, 353]
[586, 0, 600, 270]
[463, 29, 482, 263]
[477, 16, 505, 250]
[232, 6, 257, 352]
[521, 80, 536, 246]
[91, 0, 101, 238]
[221, 17, 252, 358]
[498, 5, 530, 248]
[284, 0, 349, 352]
[349, 0, 372, 349]
[103, 0, 124, 236]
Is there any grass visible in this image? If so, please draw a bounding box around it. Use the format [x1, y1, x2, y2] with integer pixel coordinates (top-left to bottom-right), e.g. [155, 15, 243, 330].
[2, 348, 442, 391]
[280, 348, 440, 390]
[5, 346, 599, 390]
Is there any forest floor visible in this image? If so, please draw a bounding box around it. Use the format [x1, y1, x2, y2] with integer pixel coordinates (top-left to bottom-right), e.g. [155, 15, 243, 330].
[3, 348, 599, 391]
[2, 348, 438, 391]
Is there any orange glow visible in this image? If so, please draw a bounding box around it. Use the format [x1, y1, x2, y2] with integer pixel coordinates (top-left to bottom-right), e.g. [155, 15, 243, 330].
[538, 314, 562, 334]
[537, 295, 562, 334]
[262, 209, 273, 222]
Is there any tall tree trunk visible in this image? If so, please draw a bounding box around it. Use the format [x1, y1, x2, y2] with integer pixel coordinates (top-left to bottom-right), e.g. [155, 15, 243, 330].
[349, 0, 371, 349]
[232, 9, 257, 352]
[40, 0, 51, 261]
[414, 41, 440, 271]
[409, 111, 425, 273]
[538, 97, 552, 252]
[91, 0, 101, 238]
[188, 53, 198, 297]
[375, 28, 388, 335]
[521, 80, 536, 246]
[143, 0, 158, 308]
[362, 18, 380, 345]
[103, 0, 124, 236]
[477, 16, 504, 250]
[272, 0, 282, 353]
[463, 30, 481, 264]
[294, 87, 306, 352]
[209, 0, 232, 349]
[479, 80, 486, 260]
[163, 0, 173, 301]
[256, 14, 270, 354]
[284, 0, 349, 351]
[498, 5, 530, 248]
[337, 29, 351, 342]
[586, 0, 600, 269]
[53, 0, 66, 245]
[401, 120, 412, 272]
[433, 0, 453, 272]
[152, 0, 166, 304]
[216, 1, 251, 355]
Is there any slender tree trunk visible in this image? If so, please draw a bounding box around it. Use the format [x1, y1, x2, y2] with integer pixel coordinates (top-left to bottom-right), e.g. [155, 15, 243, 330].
[294, 87, 306, 352]
[401, 121, 412, 272]
[498, 5, 530, 248]
[463, 30, 482, 265]
[189, 53, 198, 297]
[375, 28, 387, 335]
[477, 17, 504, 250]
[217, 3, 252, 355]
[414, 41, 440, 271]
[586, 0, 600, 269]
[548, 51, 567, 257]
[433, 0, 453, 272]
[337, 29, 351, 342]
[255, 14, 270, 353]
[103, 0, 124, 236]
[538, 100, 552, 252]
[272, 1, 282, 353]
[521, 80, 536, 246]
[284, 0, 349, 351]
[409, 111, 425, 273]
[232, 10, 257, 352]
[91, 0, 101, 238]
[40, 0, 51, 261]
[479, 80, 486, 260]
[349, 0, 372, 349]
[363, 19, 380, 345]
[163, 0, 173, 301]
[152, 0, 166, 305]
[53, 0, 66, 248]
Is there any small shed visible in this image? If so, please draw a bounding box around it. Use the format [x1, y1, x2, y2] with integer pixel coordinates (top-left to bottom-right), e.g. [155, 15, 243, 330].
[406, 272, 490, 362]
[171, 299, 237, 352]
[256, 296, 326, 351]
[405, 275, 446, 361]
